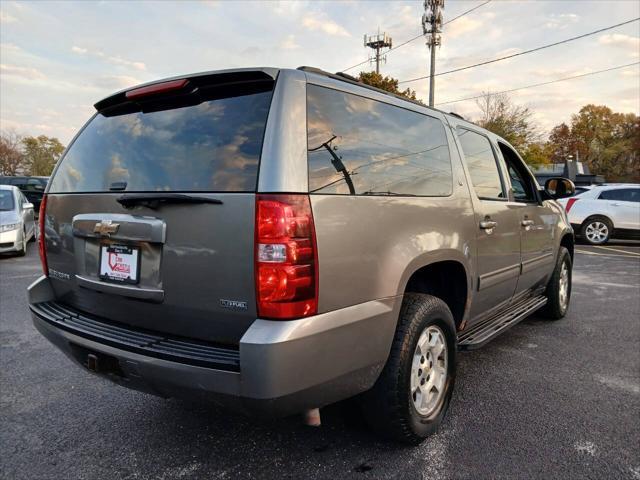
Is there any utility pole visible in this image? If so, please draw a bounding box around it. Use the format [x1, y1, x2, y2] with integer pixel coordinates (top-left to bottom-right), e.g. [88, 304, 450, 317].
[364, 31, 393, 74]
[422, 0, 444, 107]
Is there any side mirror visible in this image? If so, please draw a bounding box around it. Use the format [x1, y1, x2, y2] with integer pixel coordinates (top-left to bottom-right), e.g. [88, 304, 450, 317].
[24, 202, 34, 210]
[544, 177, 575, 199]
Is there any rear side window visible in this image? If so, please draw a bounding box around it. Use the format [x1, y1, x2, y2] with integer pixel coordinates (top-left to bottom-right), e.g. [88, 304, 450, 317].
[456, 128, 504, 199]
[49, 86, 273, 193]
[599, 188, 640, 202]
[306, 85, 452, 196]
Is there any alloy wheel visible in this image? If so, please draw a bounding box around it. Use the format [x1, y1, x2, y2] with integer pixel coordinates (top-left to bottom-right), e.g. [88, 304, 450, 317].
[410, 325, 448, 416]
[585, 221, 608, 244]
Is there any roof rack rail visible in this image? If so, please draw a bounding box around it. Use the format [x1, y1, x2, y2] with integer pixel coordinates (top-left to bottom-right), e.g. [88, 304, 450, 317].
[448, 112, 465, 120]
[296, 66, 430, 111]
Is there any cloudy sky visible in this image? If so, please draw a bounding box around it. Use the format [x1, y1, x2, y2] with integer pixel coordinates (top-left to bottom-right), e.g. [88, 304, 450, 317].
[1, 0, 638, 145]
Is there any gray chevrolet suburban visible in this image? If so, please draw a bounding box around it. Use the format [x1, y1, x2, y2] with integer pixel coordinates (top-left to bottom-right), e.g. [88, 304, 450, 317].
[28, 67, 575, 443]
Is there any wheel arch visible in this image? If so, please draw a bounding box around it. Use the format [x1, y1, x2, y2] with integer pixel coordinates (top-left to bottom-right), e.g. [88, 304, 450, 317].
[403, 258, 470, 330]
[560, 231, 574, 260]
[581, 213, 614, 230]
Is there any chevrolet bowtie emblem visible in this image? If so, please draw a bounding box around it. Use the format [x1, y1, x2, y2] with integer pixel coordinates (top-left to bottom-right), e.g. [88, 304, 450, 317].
[93, 220, 120, 237]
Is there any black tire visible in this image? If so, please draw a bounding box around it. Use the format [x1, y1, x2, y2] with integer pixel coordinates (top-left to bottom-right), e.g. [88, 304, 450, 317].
[540, 247, 572, 320]
[361, 293, 457, 444]
[580, 216, 612, 245]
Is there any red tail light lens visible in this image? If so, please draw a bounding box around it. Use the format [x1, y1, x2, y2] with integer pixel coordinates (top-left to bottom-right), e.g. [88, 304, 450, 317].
[38, 195, 48, 276]
[565, 198, 578, 213]
[125, 79, 189, 100]
[255, 194, 318, 319]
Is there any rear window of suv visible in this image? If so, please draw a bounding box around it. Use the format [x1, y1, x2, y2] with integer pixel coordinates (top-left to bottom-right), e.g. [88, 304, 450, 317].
[49, 84, 273, 193]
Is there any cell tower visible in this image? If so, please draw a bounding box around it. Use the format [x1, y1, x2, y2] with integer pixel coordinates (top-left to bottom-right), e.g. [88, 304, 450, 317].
[364, 31, 393, 74]
[422, 0, 444, 106]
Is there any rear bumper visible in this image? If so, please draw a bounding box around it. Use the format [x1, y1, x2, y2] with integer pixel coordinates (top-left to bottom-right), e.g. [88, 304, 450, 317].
[29, 276, 400, 416]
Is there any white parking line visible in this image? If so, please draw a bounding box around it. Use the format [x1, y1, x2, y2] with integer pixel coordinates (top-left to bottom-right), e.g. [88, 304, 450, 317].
[590, 245, 640, 257]
[575, 249, 640, 258]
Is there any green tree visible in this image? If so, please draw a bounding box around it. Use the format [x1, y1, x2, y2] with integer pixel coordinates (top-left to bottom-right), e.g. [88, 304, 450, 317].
[22, 135, 65, 176]
[0, 130, 25, 175]
[357, 71, 421, 102]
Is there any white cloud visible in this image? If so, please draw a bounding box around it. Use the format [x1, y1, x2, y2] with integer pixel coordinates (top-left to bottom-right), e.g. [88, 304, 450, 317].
[445, 16, 482, 40]
[0, 64, 46, 80]
[92, 75, 142, 89]
[71, 45, 146, 70]
[598, 34, 640, 58]
[0, 11, 17, 23]
[302, 13, 350, 37]
[544, 13, 580, 30]
[280, 34, 301, 50]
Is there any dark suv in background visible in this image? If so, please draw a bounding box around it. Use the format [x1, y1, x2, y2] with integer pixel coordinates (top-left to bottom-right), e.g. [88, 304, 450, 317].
[28, 67, 575, 443]
[0, 176, 49, 215]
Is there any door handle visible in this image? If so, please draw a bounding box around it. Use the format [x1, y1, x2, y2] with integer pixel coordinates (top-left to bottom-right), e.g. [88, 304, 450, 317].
[611, 203, 621, 207]
[521, 219, 535, 227]
[479, 220, 497, 230]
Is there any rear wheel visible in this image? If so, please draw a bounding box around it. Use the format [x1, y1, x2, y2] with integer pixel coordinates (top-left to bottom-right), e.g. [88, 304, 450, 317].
[541, 247, 572, 320]
[361, 293, 456, 444]
[581, 216, 612, 245]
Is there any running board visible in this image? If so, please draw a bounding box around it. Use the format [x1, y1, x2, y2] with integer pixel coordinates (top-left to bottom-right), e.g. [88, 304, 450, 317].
[458, 295, 547, 350]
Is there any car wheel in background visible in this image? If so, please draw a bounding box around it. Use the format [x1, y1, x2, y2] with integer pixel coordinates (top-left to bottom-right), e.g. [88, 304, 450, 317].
[361, 293, 456, 444]
[541, 247, 572, 320]
[17, 230, 27, 257]
[581, 216, 612, 245]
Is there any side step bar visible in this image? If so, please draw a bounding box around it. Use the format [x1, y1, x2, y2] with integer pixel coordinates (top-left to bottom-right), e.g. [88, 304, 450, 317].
[458, 295, 547, 350]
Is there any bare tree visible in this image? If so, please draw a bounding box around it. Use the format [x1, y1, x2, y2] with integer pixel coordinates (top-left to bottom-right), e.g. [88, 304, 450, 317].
[475, 92, 546, 165]
[0, 130, 25, 175]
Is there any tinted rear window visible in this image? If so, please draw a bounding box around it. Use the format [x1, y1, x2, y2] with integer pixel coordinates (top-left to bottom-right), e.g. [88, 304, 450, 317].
[307, 85, 452, 196]
[49, 86, 273, 193]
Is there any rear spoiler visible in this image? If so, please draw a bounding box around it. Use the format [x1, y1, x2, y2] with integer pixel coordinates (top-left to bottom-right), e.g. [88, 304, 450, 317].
[94, 68, 278, 114]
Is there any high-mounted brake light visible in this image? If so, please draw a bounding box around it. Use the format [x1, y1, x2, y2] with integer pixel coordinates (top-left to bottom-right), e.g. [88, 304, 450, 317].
[125, 79, 189, 100]
[565, 198, 579, 213]
[38, 195, 48, 276]
[255, 194, 318, 319]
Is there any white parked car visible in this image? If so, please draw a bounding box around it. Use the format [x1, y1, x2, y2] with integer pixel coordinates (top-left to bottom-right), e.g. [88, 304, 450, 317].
[558, 184, 640, 245]
[0, 185, 36, 256]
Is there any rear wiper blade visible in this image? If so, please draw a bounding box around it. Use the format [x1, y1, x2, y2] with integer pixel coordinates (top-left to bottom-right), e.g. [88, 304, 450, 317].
[362, 191, 417, 197]
[116, 193, 223, 209]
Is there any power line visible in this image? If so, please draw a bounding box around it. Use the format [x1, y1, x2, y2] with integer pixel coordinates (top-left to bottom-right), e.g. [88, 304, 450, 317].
[443, 0, 491, 26]
[341, 0, 492, 73]
[435, 61, 640, 106]
[399, 17, 640, 84]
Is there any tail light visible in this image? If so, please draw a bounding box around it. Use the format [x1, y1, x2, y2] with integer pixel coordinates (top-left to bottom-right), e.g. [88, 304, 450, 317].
[255, 194, 318, 319]
[565, 198, 579, 213]
[38, 195, 48, 276]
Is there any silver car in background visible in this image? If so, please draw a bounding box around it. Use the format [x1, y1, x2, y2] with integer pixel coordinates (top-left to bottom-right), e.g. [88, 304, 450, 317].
[0, 185, 36, 256]
[558, 184, 640, 244]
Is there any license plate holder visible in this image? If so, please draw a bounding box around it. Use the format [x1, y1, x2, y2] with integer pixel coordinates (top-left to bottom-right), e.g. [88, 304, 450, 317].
[99, 244, 140, 284]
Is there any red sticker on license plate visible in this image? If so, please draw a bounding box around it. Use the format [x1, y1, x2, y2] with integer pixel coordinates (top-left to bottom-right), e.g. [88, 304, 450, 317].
[99, 245, 139, 284]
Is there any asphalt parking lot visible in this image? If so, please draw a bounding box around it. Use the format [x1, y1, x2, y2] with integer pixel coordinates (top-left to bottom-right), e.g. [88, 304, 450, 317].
[1, 243, 639, 480]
